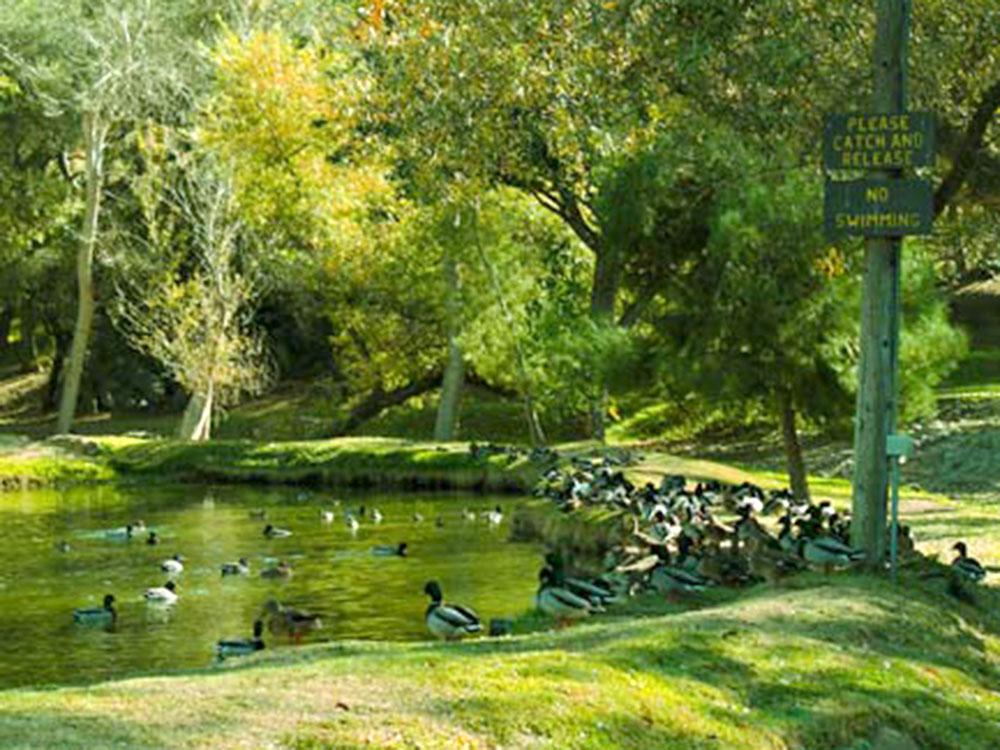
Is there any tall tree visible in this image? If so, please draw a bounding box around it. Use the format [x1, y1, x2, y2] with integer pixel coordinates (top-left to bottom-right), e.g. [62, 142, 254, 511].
[0, 0, 202, 432]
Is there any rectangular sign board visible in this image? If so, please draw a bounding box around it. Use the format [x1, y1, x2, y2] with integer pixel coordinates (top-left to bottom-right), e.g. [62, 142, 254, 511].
[824, 179, 933, 238]
[824, 112, 935, 170]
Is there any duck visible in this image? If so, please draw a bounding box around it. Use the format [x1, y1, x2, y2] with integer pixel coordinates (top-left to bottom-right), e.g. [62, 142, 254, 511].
[485, 505, 503, 526]
[55, 540, 71, 553]
[371, 542, 408, 557]
[543, 553, 618, 607]
[220, 557, 250, 576]
[146, 531, 161, 546]
[747, 541, 805, 585]
[248, 509, 267, 520]
[160, 554, 184, 574]
[262, 599, 322, 643]
[796, 535, 865, 573]
[216, 620, 266, 658]
[73, 594, 116, 625]
[951, 541, 986, 582]
[320, 510, 335, 523]
[263, 524, 292, 538]
[345, 514, 360, 533]
[144, 580, 178, 604]
[650, 562, 713, 598]
[260, 561, 293, 579]
[461, 508, 476, 522]
[536, 567, 597, 624]
[423, 581, 482, 640]
[105, 524, 135, 540]
[413, 512, 424, 523]
[371, 508, 384, 524]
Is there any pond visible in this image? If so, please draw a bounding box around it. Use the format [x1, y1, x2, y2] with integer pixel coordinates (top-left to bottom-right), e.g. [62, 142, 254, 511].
[0, 484, 543, 689]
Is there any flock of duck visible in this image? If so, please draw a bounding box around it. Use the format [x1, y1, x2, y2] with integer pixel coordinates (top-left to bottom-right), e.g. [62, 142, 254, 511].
[69, 501, 507, 656]
[69, 451, 992, 653]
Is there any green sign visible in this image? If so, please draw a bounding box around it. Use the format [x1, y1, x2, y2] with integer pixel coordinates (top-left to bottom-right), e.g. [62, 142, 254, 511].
[824, 179, 933, 238]
[824, 112, 935, 170]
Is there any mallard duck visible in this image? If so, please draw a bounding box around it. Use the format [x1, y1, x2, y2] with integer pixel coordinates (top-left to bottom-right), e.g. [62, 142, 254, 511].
[55, 540, 71, 553]
[73, 594, 116, 625]
[485, 505, 503, 526]
[248, 509, 267, 520]
[260, 561, 293, 579]
[221, 557, 250, 576]
[144, 580, 178, 604]
[161, 554, 184, 574]
[371, 542, 408, 557]
[371, 508, 384, 524]
[105, 524, 134, 540]
[262, 599, 322, 643]
[461, 508, 476, 522]
[536, 567, 597, 623]
[952, 542, 986, 582]
[345, 514, 360, 533]
[423, 581, 482, 640]
[146, 531, 160, 546]
[263, 524, 292, 538]
[748, 542, 805, 585]
[320, 510, 335, 523]
[796, 536, 865, 572]
[650, 562, 712, 597]
[777, 516, 796, 553]
[215, 620, 265, 658]
[543, 553, 617, 607]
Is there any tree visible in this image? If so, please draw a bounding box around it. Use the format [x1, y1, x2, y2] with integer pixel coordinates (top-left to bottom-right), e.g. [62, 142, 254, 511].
[114, 156, 270, 440]
[0, 0, 204, 433]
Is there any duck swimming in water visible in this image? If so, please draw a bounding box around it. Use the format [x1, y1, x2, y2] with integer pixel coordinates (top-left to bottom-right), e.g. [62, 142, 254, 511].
[263, 524, 292, 538]
[144, 580, 178, 604]
[161, 554, 184, 574]
[371, 542, 408, 557]
[215, 620, 266, 658]
[73, 594, 116, 625]
[220, 558, 250, 576]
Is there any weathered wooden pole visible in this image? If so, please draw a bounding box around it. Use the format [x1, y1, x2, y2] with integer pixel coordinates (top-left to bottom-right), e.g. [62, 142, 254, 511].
[850, 0, 909, 567]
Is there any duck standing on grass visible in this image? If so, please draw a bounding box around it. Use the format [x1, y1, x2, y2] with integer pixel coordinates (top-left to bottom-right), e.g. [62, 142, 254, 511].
[73, 594, 116, 625]
[796, 535, 865, 574]
[951, 542, 986, 583]
[423, 581, 481, 640]
[536, 566, 597, 625]
[144, 580, 178, 604]
[216, 620, 266, 658]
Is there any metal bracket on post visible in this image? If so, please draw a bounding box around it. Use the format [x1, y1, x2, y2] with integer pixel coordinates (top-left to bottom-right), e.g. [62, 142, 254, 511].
[886, 433, 915, 580]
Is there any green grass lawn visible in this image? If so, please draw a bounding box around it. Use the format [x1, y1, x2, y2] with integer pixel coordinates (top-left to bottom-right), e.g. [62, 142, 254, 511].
[1, 571, 997, 750]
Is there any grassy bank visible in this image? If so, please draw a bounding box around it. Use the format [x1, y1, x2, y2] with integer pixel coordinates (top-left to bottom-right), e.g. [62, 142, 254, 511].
[1, 573, 998, 749]
[99, 436, 545, 492]
[0, 435, 113, 490]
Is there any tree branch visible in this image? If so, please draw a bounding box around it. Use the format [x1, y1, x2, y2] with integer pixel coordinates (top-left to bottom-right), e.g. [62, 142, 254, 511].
[934, 77, 1000, 217]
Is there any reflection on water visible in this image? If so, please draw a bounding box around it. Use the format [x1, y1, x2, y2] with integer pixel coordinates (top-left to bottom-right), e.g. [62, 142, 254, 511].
[0, 484, 542, 689]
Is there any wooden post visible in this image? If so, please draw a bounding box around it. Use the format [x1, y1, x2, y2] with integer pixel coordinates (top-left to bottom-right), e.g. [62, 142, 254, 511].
[850, 0, 909, 567]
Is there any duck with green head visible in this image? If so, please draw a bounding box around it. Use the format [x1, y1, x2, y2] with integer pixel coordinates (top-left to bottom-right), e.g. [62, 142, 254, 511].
[423, 581, 481, 640]
[73, 594, 116, 625]
[536, 566, 597, 625]
[215, 620, 266, 658]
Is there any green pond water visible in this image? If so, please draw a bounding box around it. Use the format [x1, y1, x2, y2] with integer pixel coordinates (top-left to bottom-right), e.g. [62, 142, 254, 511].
[0, 484, 544, 689]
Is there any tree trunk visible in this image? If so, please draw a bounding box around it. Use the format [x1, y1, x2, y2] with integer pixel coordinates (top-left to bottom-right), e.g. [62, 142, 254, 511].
[434, 253, 464, 441]
[56, 112, 106, 434]
[587, 249, 622, 442]
[19, 302, 37, 371]
[0, 305, 12, 353]
[178, 382, 213, 441]
[779, 390, 810, 502]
